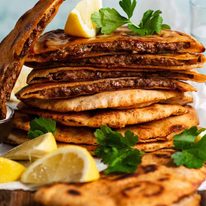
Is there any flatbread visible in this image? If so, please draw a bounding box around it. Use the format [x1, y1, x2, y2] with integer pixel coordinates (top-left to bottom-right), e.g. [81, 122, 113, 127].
[11, 107, 197, 146]
[27, 67, 206, 84]
[18, 104, 188, 128]
[34, 164, 206, 206]
[0, 0, 63, 119]
[26, 28, 205, 61]
[26, 53, 206, 70]
[16, 78, 196, 101]
[21, 90, 183, 112]
[161, 93, 193, 106]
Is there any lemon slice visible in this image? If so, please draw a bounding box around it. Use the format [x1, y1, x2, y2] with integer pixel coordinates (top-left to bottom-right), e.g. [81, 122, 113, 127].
[21, 146, 100, 185]
[64, 0, 102, 38]
[0, 158, 25, 183]
[4, 133, 57, 161]
[195, 130, 206, 143]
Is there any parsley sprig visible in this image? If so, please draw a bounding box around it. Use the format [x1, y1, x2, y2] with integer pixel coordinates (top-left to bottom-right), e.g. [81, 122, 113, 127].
[91, 0, 170, 36]
[172, 127, 206, 168]
[94, 126, 143, 175]
[28, 117, 56, 139]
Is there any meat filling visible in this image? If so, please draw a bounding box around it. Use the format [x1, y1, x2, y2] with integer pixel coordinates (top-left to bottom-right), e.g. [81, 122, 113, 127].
[28, 70, 194, 84]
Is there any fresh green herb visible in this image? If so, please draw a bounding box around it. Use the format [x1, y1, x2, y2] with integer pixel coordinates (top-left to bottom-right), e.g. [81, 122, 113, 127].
[28, 117, 56, 139]
[91, 0, 170, 35]
[172, 127, 206, 168]
[94, 126, 143, 174]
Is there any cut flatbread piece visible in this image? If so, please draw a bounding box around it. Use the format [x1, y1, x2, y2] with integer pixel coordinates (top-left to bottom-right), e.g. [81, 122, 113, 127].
[35, 164, 206, 206]
[12, 106, 197, 146]
[16, 77, 196, 101]
[0, 0, 64, 119]
[18, 104, 188, 128]
[21, 90, 183, 112]
[27, 67, 206, 84]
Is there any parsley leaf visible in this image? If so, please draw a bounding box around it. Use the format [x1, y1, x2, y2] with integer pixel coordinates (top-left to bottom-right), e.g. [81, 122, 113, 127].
[94, 125, 142, 174]
[172, 127, 206, 168]
[91, 0, 170, 36]
[91, 8, 128, 35]
[172, 151, 204, 169]
[173, 126, 199, 150]
[119, 0, 137, 19]
[28, 117, 56, 139]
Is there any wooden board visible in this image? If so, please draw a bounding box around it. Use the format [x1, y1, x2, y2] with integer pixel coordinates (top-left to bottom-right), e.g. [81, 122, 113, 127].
[0, 190, 39, 206]
[0, 190, 206, 206]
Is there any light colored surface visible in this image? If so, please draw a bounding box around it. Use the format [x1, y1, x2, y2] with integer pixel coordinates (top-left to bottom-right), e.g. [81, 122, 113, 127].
[10, 67, 32, 102]
[0, 0, 190, 41]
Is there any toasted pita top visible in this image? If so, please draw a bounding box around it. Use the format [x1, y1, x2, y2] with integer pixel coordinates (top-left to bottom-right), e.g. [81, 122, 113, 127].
[34, 164, 206, 206]
[28, 28, 205, 57]
[12, 107, 198, 145]
[0, 0, 63, 119]
[18, 104, 188, 128]
[27, 67, 206, 85]
[26, 53, 206, 70]
[21, 90, 184, 112]
[16, 78, 196, 101]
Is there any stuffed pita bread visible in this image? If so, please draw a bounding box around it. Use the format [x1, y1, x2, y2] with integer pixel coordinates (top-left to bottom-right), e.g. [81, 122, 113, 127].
[27, 53, 206, 70]
[26, 28, 205, 63]
[0, 0, 64, 119]
[27, 67, 206, 84]
[16, 78, 196, 101]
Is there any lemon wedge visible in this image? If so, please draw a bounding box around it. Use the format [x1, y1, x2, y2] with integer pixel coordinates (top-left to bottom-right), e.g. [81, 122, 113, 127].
[195, 130, 206, 143]
[64, 0, 102, 38]
[4, 133, 57, 161]
[21, 146, 100, 185]
[0, 157, 25, 183]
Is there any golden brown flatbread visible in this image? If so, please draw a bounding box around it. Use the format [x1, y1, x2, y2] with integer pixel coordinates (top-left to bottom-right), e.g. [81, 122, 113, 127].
[0, 0, 63, 119]
[18, 104, 188, 128]
[21, 90, 183, 112]
[27, 67, 206, 84]
[26, 28, 205, 62]
[11, 106, 197, 146]
[16, 78, 196, 101]
[34, 164, 206, 206]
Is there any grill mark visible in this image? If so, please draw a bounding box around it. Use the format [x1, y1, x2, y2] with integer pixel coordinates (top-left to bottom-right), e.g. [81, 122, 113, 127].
[67, 189, 81, 196]
[173, 193, 194, 204]
[122, 181, 164, 198]
[169, 125, 185, 133]
[154, 153, 171, 159]
[141, 164, 158, 174]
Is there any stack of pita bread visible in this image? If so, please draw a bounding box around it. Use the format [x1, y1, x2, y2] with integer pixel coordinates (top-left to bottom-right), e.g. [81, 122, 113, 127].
[9, 28, 206, 153]
[1, 0, 206, 205]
